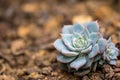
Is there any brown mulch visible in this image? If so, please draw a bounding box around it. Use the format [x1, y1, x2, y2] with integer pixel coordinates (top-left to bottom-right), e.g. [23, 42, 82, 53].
[0, 0, 120, 80]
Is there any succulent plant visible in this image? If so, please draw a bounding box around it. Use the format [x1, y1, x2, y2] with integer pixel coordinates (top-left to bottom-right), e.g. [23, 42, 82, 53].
[102, 37, 119, 65]
[53, 21, 119, 76]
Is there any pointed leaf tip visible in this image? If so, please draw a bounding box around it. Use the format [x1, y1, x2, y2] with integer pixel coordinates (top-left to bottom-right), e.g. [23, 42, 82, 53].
[84, 21, 99, 33]
[73, 23, 84, 34]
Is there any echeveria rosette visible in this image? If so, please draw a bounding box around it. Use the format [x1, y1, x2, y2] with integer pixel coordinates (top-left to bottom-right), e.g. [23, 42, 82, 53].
[53, 21, 102, 71]
[102, 37, 119, 65]
[53, 21, 119, 76]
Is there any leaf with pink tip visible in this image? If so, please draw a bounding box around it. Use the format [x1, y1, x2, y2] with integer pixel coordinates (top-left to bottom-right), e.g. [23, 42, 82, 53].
[84, 21, 99, 33]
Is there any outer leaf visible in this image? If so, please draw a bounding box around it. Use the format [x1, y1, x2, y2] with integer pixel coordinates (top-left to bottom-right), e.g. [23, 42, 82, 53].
[109, 60, 116, 65]
[53, 39, 78, 56]
[61, 34, 76, 51]
[70, 56, 86, 70]
[89, 44, 100, 58]
[114, 47, 119, 52]
[90, 32, 102, 45]
[62, 25, 73, 34]
[73, 23, 84, 34]
[115, 49, 119, 56]
[83, 56, 93, 69]
[53, 39, 67, 52]
[61, 49, 78, 57]
[57, 53, 76, 63]
[84, 21, 99, 33]
[98, 38, 107, 53]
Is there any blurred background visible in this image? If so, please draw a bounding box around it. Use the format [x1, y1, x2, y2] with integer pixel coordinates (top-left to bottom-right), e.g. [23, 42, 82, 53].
[0, 0, 120, 80]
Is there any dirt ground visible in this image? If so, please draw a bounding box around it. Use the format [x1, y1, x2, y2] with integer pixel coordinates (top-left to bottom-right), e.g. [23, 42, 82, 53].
[0, 0, 120, 80]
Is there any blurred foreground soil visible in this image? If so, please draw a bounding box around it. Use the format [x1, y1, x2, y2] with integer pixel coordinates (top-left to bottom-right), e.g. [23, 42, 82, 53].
[0, 0, 120, 80]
